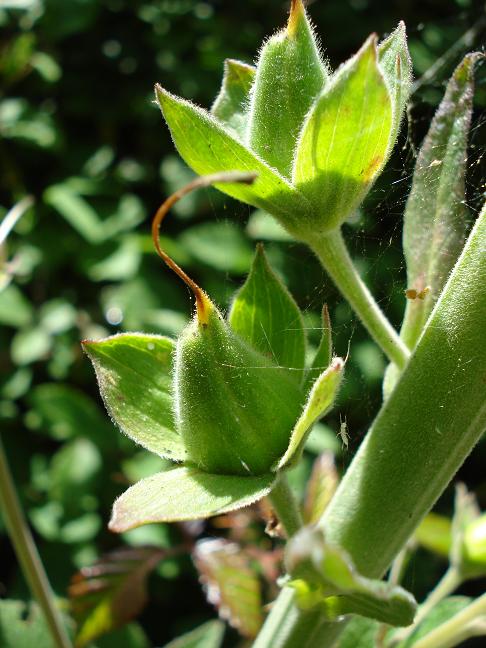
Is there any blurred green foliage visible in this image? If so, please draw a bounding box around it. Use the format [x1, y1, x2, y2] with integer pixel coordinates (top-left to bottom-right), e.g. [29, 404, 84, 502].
[0, 0, 485, 645]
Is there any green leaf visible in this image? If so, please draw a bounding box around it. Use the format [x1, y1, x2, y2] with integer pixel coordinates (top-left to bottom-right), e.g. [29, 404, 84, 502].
[0, 284, 33, 327]
[229, 244, 306, 377]
[211, 59, 255, 139]
[161, 620, 224, 648]
[83, 333, 186, 462]
[286, 527, 416, 626]
[414, 513, 452, 559]
[247, 0, 327, 177]
[70, 546, 164, 648]
[401, 53, 483, 349]
[378, 22, 412, 149]
[180, 221, 253, 274]
[0, 600, 68, 648]
[292, 35, 393, 232]
[303, 452, 339, 525]
[396, 596, 471, 647]
[246, 209, 293, 242]
[109, 466, 276, 531]
[304, 304, 333, 392]
[155, 85, 313, 234]
[278, 356, 344, 469]
[11, 326, 51, 365]
[337, 617, 380, 648]
[194, 539, 263, 638]
[44, 183, 105, 244]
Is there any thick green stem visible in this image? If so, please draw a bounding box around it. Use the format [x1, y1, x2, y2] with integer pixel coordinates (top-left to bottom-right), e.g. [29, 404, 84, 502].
[255, 205, 486, 648]
[311, 229, 410, 369]
[412, 593, 486, 648]
[267, 473, 303, 539]
[0, 435, 72, 648]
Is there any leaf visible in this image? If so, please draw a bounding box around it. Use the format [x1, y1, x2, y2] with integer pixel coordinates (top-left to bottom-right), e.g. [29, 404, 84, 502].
[194, 538, 263, 638]
[286, 527, 417, 627]
[44, 183, 105, 244]
[337, 616, 380, 648]
[155, 85, 313, 235]
[304, 304, 333, 392]
[278, 356, 345, 469]
[293, 35, 393, 231]
[11, 326, 52, 365]
[211, 59, 255, 140]
[161, 620, 225, 648]
[0, 284, 33, 327]
[246, 209, 293, 242]
[229, 244, 306, 377]
[303, 452, 339, 524]
[378, 22, 412, 148]
[401, 53, 483, 349]
[396, 596, 472, 647]
[82, 333, 186, 462]
[69, 546, 164, 648]
[247, 0, 327, 177]
[0, 600, 67, 648]
[414, 513, 451, 559]
[109, 466, 276, 531]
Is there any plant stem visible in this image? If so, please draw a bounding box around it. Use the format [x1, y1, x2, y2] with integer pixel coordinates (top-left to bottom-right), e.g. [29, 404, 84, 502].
[267, 472, 303, 538]
[311, 229, 410, 369]
[412, 593, 486, 648]
[393, 567, 462, 645]
[0, 434, 72, 648]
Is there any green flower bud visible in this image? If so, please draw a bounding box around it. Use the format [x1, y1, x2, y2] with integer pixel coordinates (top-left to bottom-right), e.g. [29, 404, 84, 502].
[155, 1, 411, 240]
[175, 299, 303, 476]
[463, 513, 486, 570]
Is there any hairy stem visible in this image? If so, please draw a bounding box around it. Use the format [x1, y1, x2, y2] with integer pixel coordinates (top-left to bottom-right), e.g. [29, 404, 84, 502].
[412, 593, 486, 648]
[0, 435, 72, 648]
[311, 229, 410, 369]
[267, 472, 303, 539]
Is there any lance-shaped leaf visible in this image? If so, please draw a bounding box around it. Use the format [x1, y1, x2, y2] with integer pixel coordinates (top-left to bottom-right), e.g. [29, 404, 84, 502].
[401, 53, 482, 349]
[109, 466, 276, 531]
[293, 35, 393, 232]
[303, 451, 339, 525]
[82, 334, 186, 461]
[278, 356, 344, 469]
[378, 22, 412, 150]
[163, 620, 225, 648]
[69, 546, 164, 648]
[155, 86, 313, 235]
[247, 0, 328, 177]
[211, 59, 255, 140]
[194, 539, 263, 638]
[286, 527, 416, 626]
[229, 244, 306, 378]
[304, 303, 332, 392]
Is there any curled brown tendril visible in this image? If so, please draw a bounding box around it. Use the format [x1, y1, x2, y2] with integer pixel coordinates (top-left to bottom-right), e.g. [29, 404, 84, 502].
[151, 171, 257, 324]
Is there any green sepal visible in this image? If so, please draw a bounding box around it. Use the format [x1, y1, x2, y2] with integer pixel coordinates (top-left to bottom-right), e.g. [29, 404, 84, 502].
[304, 303, 332, 392]
[286, 527, 417, 627]
[278, 356, 344, 470]
[109, 466, 276, 531]
[176, 303, 304, 476]
[82, 333, 186, 462]
[229, 244, 306, 380]
[155, 85, 313, 234]
[292, 35, 393, 233]
[211, 58, 255, 140]
[247, 0, 327, 177]
[378, 22, 412, 150]
[401, 53, 482, 350]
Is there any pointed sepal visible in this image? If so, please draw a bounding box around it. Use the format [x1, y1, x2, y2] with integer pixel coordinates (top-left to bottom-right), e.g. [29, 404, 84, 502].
[247, 0, 328, 177]
[155, 85, 313, 233]
[278, 356, 344, 470]
[293, 35, 393, 232]
[304, 303, 332, 392]
[82, 333, 186, 461]
[211, 59, 255, 140]
[109, 466, 276, 530]
[229, 244, 306, 379]
[286, 527, 417, 626]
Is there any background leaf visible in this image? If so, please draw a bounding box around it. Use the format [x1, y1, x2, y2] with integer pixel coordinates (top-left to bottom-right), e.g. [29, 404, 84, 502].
[211, 59, 255, 140]
[161, 620, 224, 648]
[69, 546, 165, 647]
[194, 538, 263, 638]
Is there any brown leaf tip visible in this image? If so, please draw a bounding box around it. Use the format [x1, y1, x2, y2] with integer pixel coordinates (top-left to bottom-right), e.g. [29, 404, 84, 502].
[288, 0, 305, 37]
